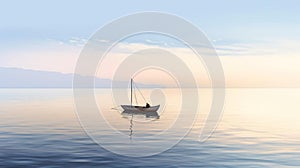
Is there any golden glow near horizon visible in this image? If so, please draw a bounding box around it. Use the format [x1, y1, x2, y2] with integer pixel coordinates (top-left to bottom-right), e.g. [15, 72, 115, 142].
[1, 39, 300, 88]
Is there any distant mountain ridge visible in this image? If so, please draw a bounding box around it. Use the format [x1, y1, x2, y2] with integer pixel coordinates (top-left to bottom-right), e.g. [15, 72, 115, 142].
[0, 67, 161, 88]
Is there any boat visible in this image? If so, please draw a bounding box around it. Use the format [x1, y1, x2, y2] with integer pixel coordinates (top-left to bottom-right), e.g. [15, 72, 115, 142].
[121, 105, 160, 112]
[121, 78, 160, 114]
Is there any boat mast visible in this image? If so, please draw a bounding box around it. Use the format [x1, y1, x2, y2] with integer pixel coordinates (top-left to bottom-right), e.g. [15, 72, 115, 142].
[130, 78, 133, 106]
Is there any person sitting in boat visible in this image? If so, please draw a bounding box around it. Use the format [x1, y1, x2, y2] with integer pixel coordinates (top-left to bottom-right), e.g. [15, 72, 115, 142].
[145, 103, 150, 108]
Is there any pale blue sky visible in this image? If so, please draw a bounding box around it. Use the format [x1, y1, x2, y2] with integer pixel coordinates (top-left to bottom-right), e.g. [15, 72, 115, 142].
[1, 0, 300, 47]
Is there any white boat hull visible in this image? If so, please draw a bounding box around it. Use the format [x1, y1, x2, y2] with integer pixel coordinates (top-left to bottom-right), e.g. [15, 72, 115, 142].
[121, 105, 160, 113]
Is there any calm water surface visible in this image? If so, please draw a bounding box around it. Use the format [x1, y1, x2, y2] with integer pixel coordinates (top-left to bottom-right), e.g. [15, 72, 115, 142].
[0, 89, 299, 167]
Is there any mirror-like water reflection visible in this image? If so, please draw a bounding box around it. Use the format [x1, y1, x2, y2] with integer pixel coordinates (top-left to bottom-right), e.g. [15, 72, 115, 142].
[0, 88, 299, 167]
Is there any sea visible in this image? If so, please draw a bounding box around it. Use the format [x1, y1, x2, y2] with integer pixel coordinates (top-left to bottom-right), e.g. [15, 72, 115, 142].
[0, 88, 299, 167]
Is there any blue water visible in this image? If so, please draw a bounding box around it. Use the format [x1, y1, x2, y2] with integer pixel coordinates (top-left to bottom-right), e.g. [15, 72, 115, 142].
[0, 89, 299, 167]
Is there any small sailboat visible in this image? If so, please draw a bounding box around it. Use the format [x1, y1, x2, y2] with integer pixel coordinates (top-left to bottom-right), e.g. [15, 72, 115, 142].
[121, 78, 160, 114]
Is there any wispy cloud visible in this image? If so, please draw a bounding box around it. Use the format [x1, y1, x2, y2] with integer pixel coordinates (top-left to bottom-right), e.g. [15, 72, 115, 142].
[216, 40, 300, 57]
[68, 37, 88, 47]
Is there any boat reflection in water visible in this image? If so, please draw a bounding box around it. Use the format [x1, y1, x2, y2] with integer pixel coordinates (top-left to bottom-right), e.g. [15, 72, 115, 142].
[121, 110, 160, 140]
